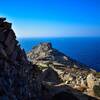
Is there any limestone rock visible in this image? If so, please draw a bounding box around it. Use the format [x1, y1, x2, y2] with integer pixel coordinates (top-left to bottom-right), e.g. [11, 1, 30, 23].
[81, 79, 87, 89]
[27, 42, 72, 67]
[87, 88, 95, 97]
[87, 73, 95, 89]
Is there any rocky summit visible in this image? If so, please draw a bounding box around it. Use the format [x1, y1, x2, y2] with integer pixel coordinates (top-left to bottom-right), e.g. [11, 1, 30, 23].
[27, 42, 95, 70]
[0, 17, 99, 100]
[27, 42, 100, 100]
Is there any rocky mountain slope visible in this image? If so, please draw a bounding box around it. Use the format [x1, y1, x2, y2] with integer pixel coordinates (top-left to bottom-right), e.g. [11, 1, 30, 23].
[27, 42, 100, 99]
[0, 17, 99, 100]
[0, 17, 42, 100]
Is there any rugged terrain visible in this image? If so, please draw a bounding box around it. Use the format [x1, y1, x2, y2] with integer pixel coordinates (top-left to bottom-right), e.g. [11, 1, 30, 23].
[27, 42, 100, 100]
[0, 17, 99, 100]
[0, 17, 42, 100]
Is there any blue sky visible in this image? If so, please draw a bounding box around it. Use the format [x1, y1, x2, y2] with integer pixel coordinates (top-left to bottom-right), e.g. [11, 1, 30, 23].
[0, 0, 100, 37]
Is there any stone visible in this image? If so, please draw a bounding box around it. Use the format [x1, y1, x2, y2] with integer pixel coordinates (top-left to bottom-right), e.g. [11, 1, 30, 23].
[63, 73, 73, 82]
[0, 29, 7, 42]
[81, 79, 87, 89]
[73, 64, 78, 68]
[0, 17, 6, 24]
[0, 47, 8, 59]
[93, 85, 100, 97]
[4, 30, 16, 55]
[87, 88, 95, 97]
[40, 42, 52, 51]
[74, 85, 84, 92]
[10, 50, 18, 60]
[87, 73, 95, 89]
[5, 40, 16, 55]
[63, 56, 68, 61]
[40, 67, 62, 84]
[0, 22, 12, 29]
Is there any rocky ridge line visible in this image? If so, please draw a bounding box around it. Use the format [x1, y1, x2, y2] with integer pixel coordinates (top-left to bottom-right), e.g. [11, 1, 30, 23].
[27, 42, 100, 99]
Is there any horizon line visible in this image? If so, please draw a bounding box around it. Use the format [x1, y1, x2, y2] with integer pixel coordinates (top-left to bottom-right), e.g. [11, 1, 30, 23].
[17, 36, 100, 39]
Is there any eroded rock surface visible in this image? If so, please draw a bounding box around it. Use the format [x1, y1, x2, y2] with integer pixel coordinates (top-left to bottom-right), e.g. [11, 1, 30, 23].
[27, 42, 100, 100]
[0, 17, 42, 100]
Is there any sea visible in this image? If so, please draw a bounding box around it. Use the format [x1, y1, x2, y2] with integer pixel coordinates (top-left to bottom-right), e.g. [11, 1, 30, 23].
[18, 37, 100, 72]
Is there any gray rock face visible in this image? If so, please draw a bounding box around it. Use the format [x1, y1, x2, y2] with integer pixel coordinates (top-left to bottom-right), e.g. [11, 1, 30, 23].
[0, 17, 42, 100]
[27, 42, 69, 64]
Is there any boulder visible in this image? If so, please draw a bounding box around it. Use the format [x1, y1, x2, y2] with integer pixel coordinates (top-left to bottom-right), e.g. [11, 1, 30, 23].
[87, 88, 95, 97]
[81, 79, 87, 89]
[63, 73, 73, 82]
[87, 73, 95, 89]
[74, 85, 85, 92]
[40, 67, 62, 84]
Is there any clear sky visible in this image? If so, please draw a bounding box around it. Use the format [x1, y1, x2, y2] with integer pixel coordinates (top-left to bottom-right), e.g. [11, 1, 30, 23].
[0, 0, 100, 37]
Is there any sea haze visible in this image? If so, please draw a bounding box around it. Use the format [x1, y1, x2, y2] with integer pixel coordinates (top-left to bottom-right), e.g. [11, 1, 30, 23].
[18, 37, 100, 71]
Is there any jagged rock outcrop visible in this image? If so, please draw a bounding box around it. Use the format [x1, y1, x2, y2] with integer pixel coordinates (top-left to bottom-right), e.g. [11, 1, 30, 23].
[27, 42, 100, 99]
[38, 67, 62, 85]
[0, 17, 42, 100]
[27, 42, 91, 68]
[0, 17, 99, 100]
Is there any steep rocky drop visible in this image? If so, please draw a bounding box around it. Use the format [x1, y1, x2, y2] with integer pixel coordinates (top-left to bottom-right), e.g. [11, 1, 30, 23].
[0, 17, 42, 100]
[0, 17, 99, 100]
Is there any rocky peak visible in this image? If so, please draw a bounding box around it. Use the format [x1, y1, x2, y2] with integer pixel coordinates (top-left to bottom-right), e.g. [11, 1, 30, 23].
[28, 42, 70, 66]
[27, 42, 91, 69]
[39, 42, 52, 51]
[27, 42, 100, 99]
[0, 17, 41, 100]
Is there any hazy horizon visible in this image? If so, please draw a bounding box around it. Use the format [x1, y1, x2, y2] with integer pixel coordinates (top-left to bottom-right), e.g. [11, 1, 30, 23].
[17, 36, 100, 38]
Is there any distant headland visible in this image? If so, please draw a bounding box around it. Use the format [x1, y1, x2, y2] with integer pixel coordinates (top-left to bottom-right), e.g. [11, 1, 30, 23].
[0, 17, 99, 100]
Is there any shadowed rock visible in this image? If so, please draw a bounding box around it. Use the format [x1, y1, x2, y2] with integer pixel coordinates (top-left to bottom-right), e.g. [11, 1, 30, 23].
[0, 17, 42, 100]
[0, 17, 99, 100]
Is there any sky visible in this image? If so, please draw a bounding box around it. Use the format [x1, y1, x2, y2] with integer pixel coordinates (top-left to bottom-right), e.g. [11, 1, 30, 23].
[0, 0, 100, 37]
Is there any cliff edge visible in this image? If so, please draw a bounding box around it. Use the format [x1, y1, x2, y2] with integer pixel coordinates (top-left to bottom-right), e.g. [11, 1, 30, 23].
[0, 17, 41, 100]
[0, 17, 99, 100]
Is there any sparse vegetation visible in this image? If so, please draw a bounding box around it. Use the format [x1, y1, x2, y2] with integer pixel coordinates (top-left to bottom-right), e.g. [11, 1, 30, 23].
[93, 85, 100, 97]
